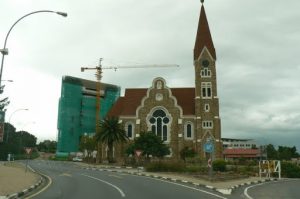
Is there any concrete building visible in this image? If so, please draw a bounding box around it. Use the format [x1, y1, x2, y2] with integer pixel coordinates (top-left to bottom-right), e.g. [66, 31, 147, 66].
[222, 138, 264, 161]
[222, 138, 258, 149]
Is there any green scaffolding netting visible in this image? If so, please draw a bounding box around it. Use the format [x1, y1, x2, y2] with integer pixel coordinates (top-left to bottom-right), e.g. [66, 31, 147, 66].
[57, 76, 120, 153]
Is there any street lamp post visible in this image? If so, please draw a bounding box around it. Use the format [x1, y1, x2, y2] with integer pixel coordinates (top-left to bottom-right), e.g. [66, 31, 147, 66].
[0, 10, 67, 88]
[6, 108, 28, 143]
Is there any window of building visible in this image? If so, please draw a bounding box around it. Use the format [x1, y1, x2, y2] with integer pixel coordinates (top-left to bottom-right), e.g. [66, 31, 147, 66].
[204, 104, 210, 112]
[201, 68, 211, 77]
[125, 123, 134, 139]
[202, 121, 213, 129]
[201, 82, 212, 99]
[149, 109, 170, 141]
[184, 122, 194, 139]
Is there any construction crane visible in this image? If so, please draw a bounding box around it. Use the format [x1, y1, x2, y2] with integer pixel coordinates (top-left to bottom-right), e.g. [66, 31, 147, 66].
[80, 58, 179, 162]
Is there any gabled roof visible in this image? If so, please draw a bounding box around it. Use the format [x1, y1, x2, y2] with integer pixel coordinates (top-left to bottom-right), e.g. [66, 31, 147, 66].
[194, 4, 216, 60]
[108, 87, 195, 117]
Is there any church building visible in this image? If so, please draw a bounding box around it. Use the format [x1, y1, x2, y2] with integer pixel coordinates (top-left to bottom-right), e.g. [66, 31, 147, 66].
[108, 1, 222, 160]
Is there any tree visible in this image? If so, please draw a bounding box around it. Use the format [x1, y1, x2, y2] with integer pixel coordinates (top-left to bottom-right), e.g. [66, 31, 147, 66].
[79, 135, 96, 162]
[0, 123, 37, 160]
[126, 132, 170, 159]
[95, 117, 128, 163]
[37, 140, 57, 153]
[0, 85, 10, 112]
[180, 147, 197, 162]
[278, 146, 299, 160]
[0, 97, 9, 112]
[266, 144, 278, 160]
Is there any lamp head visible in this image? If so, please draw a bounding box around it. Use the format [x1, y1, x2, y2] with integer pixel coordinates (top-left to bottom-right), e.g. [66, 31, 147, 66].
[56, 12, 68, 17]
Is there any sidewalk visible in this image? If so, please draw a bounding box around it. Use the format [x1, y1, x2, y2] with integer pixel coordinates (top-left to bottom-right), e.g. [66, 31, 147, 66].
[0, 162, 40, 197]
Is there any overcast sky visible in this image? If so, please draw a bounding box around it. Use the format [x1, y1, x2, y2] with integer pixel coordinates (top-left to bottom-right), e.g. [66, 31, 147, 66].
[1, 0, 299, 150]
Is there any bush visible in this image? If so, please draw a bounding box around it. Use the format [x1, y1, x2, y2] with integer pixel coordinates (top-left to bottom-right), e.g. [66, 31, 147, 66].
[281, 162, 300, 178]
[180, 147, 197, 162]
[145, 161, 185, 172]
[212, 159, 226, 172]
[185, 165, 208, 173]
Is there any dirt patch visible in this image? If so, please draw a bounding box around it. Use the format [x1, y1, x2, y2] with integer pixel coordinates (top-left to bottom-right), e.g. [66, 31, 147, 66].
[0, 162, 40, 196]
[192, 172, 249, 182]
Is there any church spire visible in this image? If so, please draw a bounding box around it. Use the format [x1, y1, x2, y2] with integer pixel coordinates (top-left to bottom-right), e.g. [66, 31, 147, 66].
[194, 1, 216, 60]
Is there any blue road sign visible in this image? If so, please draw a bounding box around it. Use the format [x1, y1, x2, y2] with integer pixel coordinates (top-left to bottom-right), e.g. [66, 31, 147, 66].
[204, 142, 214, 153]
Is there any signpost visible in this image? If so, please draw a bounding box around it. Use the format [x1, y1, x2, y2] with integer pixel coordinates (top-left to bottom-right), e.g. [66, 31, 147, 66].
[204, 139, 214, 181]
[135, 150, 143, 172]
[24, 147, 32, 172]
[259, 160, 281, 179]
[135, 150, 142, 157]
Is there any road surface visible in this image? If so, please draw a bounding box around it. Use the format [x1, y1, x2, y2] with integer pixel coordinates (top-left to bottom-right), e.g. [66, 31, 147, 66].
[27, 160, 227, 199]
[230, 178, 300, 199]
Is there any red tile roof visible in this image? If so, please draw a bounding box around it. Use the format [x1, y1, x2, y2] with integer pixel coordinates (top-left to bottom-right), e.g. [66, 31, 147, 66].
[194, 4, 216, 60]
[223, 149, 260, 158]
[108, 87, 195, 117]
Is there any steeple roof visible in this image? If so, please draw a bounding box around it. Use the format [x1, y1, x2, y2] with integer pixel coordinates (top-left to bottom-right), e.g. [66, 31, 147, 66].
[194, 3, 216, 60]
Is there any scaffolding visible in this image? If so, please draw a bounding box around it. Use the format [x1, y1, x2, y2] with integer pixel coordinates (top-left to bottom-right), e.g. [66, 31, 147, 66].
[57, 76, 120, 155]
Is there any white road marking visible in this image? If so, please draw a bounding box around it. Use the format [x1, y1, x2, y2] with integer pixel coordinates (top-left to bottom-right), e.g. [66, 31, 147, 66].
[25, 172, 52, 199]
[244, 180, 279, 199]
[143, 176, 227, 199]
[244, 179, 300, 199]
[81, 174, 126, 197]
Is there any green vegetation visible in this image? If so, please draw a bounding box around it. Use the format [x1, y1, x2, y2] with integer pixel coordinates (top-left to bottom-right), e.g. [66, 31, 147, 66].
[0, 84, 10, 111]
[212, 159, 227, 172]
[266, 144, 299, 160]
[0, 123, 37, 160]
[37, 140, 57, 153]
[95, 117, 128, 163]
[180, 147, 197, 162]
[145, 161, 185, 172]
[145, 161, 209, 173]
[281, 162, 300, 178]
[126, 132, 170, 159]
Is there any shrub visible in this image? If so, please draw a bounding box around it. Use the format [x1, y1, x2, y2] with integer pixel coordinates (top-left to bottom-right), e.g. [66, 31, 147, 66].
[180, 147, 197, 162]
[212, 159, 227, 172]
[281, 162, 300, 178]
[145, 161, 185, 172]
[185, 165, 208, 173]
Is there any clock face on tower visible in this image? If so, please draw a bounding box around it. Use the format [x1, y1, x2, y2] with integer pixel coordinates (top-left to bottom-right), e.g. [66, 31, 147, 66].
[202, 60, 209, 67]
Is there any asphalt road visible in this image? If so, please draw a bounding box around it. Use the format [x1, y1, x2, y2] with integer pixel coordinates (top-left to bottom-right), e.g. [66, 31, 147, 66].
[229, 178, 300, 199]
[26, 160, 227, 199]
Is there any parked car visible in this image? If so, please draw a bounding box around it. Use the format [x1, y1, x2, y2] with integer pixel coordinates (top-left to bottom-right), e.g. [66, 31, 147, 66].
[72, 157, 83, 162]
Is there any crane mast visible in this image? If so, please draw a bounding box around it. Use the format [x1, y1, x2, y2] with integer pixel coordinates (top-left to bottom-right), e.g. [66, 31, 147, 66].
[80, 58, 179, 163]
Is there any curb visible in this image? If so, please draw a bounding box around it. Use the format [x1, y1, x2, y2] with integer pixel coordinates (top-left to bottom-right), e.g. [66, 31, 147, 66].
[5, 177, 43, 199]
[4, 164, 48, 199]
[228, 178, 277, 194]
[82, 165, 277, 195]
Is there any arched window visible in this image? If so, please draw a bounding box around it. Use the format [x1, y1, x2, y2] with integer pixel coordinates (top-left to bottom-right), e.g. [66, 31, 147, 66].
[184, 122, 194, 140]
[125, 123, 134, 139]
[149, 109, 170, 141]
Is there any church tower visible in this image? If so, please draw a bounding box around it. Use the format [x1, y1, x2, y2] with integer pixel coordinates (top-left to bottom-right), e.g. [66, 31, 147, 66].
[194, 1, 222, 159]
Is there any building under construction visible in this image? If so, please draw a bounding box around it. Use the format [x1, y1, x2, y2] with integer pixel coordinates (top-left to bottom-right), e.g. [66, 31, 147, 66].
[57, 76, 120, 156]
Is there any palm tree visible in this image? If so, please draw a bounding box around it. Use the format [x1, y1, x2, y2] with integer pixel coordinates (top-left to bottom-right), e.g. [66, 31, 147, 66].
[95, 117, 128, 163]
